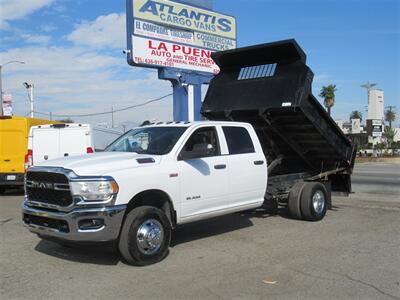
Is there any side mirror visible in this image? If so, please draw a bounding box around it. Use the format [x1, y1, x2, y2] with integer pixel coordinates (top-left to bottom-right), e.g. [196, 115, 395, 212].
[179, 143, 214, 160]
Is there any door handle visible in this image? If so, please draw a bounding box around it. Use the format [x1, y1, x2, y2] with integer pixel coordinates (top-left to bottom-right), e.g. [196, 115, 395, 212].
[254, 160, 264, 165]
[214, 164, 226, 170]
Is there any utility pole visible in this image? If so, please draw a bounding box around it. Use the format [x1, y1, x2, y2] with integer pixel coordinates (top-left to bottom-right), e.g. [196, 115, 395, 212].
[23, 82, 34, 118]
[0, 60, 25, 116]
[111, 106, 114, 128]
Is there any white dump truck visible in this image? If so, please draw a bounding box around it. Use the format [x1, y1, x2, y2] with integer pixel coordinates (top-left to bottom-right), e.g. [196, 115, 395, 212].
[22, 40, 355, 265]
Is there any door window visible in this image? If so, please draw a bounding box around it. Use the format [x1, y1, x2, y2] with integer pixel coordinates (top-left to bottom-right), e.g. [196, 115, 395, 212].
[222, 126, 255, 155]
[180, 127, 220, 160]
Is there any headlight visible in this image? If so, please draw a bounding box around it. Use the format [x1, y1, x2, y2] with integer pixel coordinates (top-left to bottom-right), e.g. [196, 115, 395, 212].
[70, 180, 119, 202]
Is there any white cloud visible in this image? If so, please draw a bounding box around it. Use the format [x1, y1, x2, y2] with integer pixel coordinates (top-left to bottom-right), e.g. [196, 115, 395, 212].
[41, 24, 57, 32]
[67, 13, 126, 49]
[0, 46, 172, 124]
[21, 34, 51, 45]
[0, 0, 54, 28]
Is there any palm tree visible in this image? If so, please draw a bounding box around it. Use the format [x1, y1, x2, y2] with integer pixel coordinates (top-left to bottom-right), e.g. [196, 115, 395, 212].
[384, 126, 395, 148]
[319, 85, 337, 116]
[350, 110, 362, 121]
[385, 109, 396, 129]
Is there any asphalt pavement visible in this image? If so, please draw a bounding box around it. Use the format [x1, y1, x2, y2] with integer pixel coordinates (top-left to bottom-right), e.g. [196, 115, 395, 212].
[0, 162, 399, 300]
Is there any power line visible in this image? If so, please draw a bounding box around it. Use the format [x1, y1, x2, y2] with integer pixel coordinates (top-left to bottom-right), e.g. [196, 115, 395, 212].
[34, 93, 173, 118]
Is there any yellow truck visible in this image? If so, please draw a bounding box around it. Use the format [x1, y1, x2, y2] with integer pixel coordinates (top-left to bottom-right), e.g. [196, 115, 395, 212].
[0, 116, 60, 193]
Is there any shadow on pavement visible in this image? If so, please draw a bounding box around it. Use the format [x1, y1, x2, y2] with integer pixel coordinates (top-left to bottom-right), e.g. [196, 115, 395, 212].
[32, 209, 277, 265]
[171, 208, 278, 247]
[32, 206, 304, 265]
[34, 239, 120, 266]
[0, 188, 25, 197]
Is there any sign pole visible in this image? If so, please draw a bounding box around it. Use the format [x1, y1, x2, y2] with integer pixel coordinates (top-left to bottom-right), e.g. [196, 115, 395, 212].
[158, 68, 213, 121]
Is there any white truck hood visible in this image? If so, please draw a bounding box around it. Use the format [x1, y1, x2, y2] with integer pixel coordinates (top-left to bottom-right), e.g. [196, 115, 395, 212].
[35, 152, 161, 176]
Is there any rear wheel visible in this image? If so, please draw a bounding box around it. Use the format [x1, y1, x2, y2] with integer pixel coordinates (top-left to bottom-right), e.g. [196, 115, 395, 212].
[119, 206, 171, 266]
[288, 182, 306, 219]
[0, 187, 5, 195]
[300, 182, 328, 221]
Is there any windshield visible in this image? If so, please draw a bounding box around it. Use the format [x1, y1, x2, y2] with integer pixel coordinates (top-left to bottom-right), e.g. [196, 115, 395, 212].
[105, 127, 187, 155]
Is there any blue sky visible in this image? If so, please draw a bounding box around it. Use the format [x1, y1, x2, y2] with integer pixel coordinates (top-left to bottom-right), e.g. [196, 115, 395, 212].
[1, 0, 399, 127]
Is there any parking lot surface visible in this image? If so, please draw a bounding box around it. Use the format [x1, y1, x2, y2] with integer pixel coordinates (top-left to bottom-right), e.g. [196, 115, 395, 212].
[1, 163, 399, 300]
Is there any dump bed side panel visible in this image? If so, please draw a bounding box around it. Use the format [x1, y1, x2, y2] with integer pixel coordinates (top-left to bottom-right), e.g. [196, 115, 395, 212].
[202, 39, 355, 177]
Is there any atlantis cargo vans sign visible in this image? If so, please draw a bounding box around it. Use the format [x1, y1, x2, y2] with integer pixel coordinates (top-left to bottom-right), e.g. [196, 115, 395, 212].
[134, 0, 236, 39]
[127, 0, 237, 73]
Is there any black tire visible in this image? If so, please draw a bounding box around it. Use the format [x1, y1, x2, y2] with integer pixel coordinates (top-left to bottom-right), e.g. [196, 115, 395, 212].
[119, 206, 171, 266]
[288, 182, 306, 219]
[0, 187, 5, 195]
[300, 182, 328, 221]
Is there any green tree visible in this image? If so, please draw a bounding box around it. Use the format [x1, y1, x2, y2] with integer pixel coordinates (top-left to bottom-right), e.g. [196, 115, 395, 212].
[385, 108, 396, 129]
[384, 126, 395, 148]
[350, 110, 362, 122]
[319, 84, 337, 116]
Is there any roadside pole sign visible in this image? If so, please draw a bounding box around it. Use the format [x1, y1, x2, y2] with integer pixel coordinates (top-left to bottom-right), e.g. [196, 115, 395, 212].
[367, 119, 383, 137]
[2, 93, 13, 116]
[351, 118, 361, 134]
[126, 0, 237, 74]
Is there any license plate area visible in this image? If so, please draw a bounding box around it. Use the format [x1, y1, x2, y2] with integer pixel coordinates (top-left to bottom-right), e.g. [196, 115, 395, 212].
[6, 175, 16, 181]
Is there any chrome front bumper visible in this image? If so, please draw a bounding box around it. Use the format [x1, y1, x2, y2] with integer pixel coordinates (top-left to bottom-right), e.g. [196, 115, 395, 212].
[22, 202, 126, 242]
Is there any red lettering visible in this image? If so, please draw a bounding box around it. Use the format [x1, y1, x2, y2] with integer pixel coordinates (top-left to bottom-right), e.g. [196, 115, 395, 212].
[172, 45, 181, 52]
[182, 46, 191, 55]
[193, 48, 200, 57]
[148, 40, 157, 50]
[158, 42, 167, 51]
[201, 49, 211, 58]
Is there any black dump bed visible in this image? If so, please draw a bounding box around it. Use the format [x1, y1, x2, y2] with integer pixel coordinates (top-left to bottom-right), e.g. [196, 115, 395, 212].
[202, 39, 356, 181]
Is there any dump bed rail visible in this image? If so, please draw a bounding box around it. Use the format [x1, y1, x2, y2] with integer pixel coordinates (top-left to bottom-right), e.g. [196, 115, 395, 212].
[202, 39, 356, 179]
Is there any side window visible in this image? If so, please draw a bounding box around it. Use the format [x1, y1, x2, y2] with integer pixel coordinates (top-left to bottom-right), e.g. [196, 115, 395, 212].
[223, 126, 255, 155]
[179, 127, 220, 160]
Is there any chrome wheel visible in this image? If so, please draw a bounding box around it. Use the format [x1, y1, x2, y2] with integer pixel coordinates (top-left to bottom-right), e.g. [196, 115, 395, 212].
[136, 219, 164, 255]
[312, 190, 325, 215]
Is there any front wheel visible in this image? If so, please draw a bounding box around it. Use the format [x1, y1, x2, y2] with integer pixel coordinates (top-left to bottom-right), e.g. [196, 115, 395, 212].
[118, 206, 171, 266]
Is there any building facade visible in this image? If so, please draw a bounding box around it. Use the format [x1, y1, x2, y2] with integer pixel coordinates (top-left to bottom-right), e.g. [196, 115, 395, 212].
[367, 89, 384, 121]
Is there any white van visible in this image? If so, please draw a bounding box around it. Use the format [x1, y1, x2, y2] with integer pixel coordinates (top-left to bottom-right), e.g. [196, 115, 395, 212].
[27, 123, 123, 166]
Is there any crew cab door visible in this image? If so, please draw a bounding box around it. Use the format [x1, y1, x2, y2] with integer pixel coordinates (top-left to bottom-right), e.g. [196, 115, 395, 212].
[177, 126, 229, 219]
[222, 126, 267, 206]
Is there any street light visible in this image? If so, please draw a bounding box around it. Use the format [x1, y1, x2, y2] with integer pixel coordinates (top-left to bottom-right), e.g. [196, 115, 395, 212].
[0, 60, 25, 116]
[23, 82, 34, 118]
